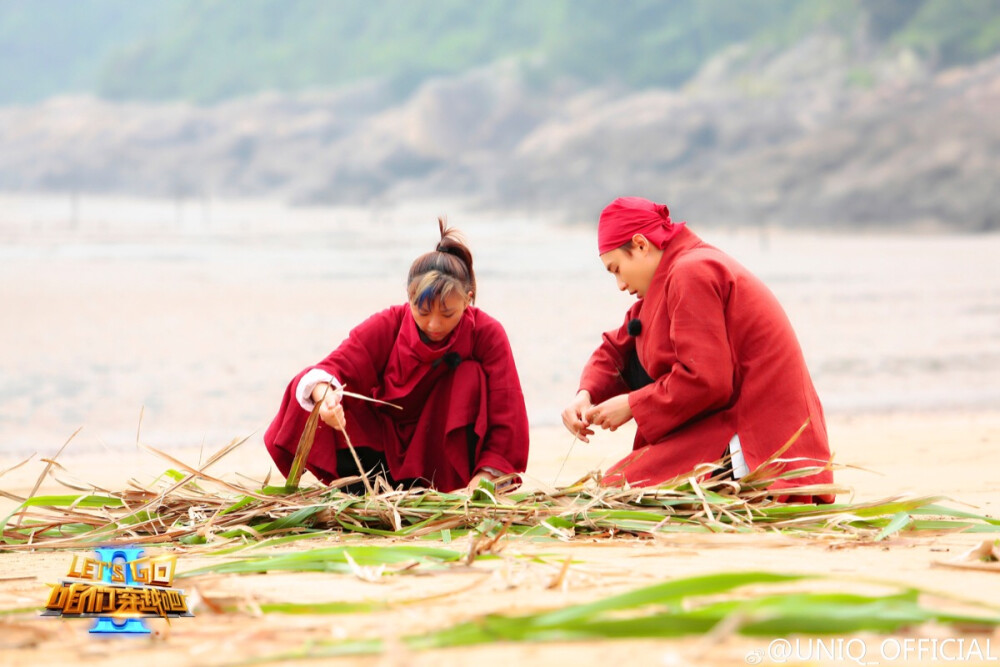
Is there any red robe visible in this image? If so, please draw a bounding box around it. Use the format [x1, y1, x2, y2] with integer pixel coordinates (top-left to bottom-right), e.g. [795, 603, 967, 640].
[265, 305, 529, 491]
[580, 227, 833, 498]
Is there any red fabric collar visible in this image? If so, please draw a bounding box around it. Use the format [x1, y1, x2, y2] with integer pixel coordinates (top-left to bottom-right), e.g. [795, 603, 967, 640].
[375, 306, 476, 405]
[642, 226, 701, 302]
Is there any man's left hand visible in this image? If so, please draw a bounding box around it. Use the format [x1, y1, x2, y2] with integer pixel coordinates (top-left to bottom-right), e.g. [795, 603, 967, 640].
[464, 471, 498, 493]
[585, 394, 633, 432]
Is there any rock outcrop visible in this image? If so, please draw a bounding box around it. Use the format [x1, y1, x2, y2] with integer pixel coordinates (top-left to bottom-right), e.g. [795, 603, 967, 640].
[1, 37, 997, 230]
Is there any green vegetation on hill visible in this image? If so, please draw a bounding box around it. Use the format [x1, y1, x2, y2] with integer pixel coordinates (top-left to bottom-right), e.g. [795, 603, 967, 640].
[92, 0, 813, 101]
[1, 0, 999, 104]
[896, 0, 1000, 64]
[0, 0, 172, 102]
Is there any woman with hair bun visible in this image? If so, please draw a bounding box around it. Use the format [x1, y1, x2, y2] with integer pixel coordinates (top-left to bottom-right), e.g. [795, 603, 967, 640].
[265, 218, 528, 493]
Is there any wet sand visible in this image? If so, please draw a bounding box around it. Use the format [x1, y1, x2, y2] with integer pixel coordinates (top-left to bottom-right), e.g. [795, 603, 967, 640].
[2, 195, 1000, 665]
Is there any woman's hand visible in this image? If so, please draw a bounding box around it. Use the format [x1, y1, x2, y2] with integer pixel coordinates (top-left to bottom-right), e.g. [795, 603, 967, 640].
[585, 394, 632, 432]
[561, 390, 595, 442]
[312, 382, 346, 431]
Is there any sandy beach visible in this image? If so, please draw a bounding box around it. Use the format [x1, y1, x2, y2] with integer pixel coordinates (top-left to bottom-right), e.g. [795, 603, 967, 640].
[2, 195, 1000, 665]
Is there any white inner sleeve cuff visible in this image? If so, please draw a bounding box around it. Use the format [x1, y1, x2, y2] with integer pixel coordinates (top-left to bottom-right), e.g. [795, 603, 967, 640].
[729, 433, 750, 479]
[477, 466, 503, 477]
[295, 369, 341, 411]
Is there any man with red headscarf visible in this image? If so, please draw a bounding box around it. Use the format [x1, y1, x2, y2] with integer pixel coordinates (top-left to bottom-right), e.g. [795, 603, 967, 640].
[561, 197, 833, 501]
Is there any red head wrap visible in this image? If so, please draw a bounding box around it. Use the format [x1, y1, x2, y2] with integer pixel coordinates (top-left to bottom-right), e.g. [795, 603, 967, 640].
[597, 197, 686, 254]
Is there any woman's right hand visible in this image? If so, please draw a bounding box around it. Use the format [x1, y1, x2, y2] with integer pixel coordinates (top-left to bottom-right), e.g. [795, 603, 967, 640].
[312, 383, 347, 431]
[561, 390, 595, 442]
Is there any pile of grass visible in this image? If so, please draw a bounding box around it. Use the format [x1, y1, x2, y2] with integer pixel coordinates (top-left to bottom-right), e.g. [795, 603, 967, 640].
[4, 437, 1000, 660]
[2, 436, 998, 552]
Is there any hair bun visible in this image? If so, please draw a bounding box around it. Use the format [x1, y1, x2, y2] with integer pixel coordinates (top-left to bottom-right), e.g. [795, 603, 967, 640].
[406, 215, 477, 305]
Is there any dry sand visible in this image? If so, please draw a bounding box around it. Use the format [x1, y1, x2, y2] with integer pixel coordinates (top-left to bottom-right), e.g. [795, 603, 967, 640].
[2, 196, 1000, 665]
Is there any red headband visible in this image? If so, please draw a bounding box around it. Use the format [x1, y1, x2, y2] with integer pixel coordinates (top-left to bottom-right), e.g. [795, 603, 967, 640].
[597, 197, 685, 254]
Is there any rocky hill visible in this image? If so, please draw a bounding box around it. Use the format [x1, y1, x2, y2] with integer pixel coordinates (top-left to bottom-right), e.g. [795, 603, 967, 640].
[1, 34, 998, 230]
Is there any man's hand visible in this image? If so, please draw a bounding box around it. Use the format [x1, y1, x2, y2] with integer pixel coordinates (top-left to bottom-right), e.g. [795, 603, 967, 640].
[312, 382, 346, 431]
[585, 394, 632, 432]
[561, 390, 595, 442]
[464, 470, 498, 493]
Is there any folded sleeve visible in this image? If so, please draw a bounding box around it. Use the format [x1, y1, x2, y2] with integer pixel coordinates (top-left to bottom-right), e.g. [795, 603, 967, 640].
[295, 369, 341, 410]
[628, 261, 735, 444]
[309, 307, 403, 394]
[264, 307, 403, 458]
